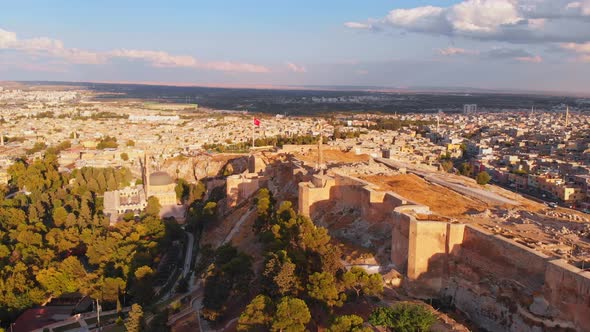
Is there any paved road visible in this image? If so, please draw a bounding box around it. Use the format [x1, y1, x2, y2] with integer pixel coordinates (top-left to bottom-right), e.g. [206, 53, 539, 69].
[424, 174, 519, 206]
[155, 231, 195, 304]
[222, 208, 255, 245]
[376, 158, 519, 206]
[183, 231, 194, 279]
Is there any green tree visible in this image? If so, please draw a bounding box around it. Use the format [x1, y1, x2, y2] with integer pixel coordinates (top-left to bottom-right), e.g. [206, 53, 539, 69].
[238, 295, 273, 331]
[329, 315, 371, 332]
[26, 142, 47, 155]
[97, 136, 118, 150]
[263, 251, 301, 297]
[271, 297, 311, 332]
[187, 181, 206, 204]
[307, 272, 346, 308]
[100, 278, 126, 302]
[201, 201, 217, 225]
[145, 196, 161, 217]
[52, 206, 68, 227]
[342, 267, 383, 299]
[203, 245, 254, 321]
[476, 171, 491, 185]
[459, 162, 473, 177]
[223, 163, 234, 177]
[131, 266, 154, 306]
[126, 140, 135, 147]
[440, 160, 454, 173]
[120, 153, 129, 161]
[36, 257, 87, 297]
[368, 303, 436, 332]
[175, 178, 189, 202]
[125, 303, 144, 332]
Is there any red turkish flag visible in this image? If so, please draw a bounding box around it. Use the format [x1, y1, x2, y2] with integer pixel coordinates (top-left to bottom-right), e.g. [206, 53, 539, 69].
[253, 118, 261, 126]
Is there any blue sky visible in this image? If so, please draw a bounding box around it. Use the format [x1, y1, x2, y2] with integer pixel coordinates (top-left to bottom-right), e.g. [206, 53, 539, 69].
[1, 0, 590, 93]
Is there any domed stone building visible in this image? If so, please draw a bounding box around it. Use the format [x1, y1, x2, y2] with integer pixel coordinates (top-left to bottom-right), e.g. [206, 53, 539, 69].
[147, 171, 177, 206]
[103, 155, 185, 223]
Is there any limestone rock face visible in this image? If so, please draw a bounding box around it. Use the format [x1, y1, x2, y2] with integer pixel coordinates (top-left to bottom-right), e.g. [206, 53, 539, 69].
[529, 295, 550, 317]
[161, 155, 249, 181]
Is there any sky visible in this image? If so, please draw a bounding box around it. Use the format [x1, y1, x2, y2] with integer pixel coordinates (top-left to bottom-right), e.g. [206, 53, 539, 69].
[1, 0, 590, 93]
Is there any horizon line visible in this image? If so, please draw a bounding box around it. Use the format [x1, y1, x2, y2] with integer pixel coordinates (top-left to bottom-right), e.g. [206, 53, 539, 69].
[3, 80, 589, 98]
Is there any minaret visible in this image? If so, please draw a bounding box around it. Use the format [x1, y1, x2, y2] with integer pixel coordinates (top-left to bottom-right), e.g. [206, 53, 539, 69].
[318, 135, 323, 168]
[565, 106, 570, 127]
[0, 132, 4, 146]
[317, 121, 324, 171]
[436, 115, 440, 134]
[318, 130, 323, 170]
[144, 153, 150, 197]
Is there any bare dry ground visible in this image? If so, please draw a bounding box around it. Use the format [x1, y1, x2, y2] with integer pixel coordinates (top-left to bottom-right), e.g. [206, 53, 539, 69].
[361, 174, 490, 218]
[358, 172, 590, 265]
[294, 149, 370, 165]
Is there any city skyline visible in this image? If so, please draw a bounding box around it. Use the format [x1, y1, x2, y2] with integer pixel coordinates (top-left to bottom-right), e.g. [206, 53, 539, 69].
[2, 0, 590, 93]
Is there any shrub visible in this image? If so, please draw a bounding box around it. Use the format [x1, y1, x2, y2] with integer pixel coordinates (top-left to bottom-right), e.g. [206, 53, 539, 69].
[476, 171, 491, 185]
[368, 303, 436, 332]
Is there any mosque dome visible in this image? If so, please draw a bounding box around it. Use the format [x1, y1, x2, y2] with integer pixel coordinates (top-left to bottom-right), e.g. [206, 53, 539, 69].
[149, 171, 173, 186]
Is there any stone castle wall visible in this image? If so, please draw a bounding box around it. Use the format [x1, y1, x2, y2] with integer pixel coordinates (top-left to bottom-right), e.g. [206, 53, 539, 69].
[298, 172, 411, 223]
[226, 174, 267, 208]
[297, 172, 590, 332]
[445, 226, 590, 332]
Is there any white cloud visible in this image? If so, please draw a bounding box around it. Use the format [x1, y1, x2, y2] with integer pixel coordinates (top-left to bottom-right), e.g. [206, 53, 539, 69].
[0, 27, 270, 73]
[0, 29, 18, 48]
[437, 47, 480, 56]
[449, 0, 521, 33]
[346, 0, 590, 43]
[286, 62, 307, 73]
[437, 45, 542, 62]
[344, 22, 372, 30]
[561, 41, 590, 53]
[109, 49, 270, 72]
[560, 41, 590, 61]
[110, 49, 197, 67]
[385, 6, 449, 33]
[515, 55, 543, 62]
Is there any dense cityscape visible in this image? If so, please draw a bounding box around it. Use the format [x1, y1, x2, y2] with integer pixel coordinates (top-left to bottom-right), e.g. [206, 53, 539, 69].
[3, 0, 590, 331]
[0, 82, 589, 332]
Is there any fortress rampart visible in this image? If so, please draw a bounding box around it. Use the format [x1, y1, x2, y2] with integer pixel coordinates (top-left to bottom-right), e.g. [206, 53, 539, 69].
[299, 173, 412, 222]
[298, 172, 590, 332]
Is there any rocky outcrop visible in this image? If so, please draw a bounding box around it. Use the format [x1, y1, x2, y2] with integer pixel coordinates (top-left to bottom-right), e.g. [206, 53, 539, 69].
[161, 154, 249, 182]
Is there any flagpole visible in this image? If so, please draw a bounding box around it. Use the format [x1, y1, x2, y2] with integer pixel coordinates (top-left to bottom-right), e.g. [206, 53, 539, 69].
[252, 118, 255, 148]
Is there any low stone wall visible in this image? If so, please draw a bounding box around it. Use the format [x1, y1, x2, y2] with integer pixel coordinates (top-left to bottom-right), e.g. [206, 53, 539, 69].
[226, 174, 267, 208]
[441, 225, 590, 332]
[298, 172, 417, 223]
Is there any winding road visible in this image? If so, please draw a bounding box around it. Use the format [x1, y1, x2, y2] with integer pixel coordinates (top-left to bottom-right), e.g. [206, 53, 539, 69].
[183, 231, 194, 279]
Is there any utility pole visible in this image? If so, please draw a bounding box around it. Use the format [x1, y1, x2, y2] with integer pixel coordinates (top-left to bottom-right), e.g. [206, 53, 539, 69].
[96, 298, 102, 331]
